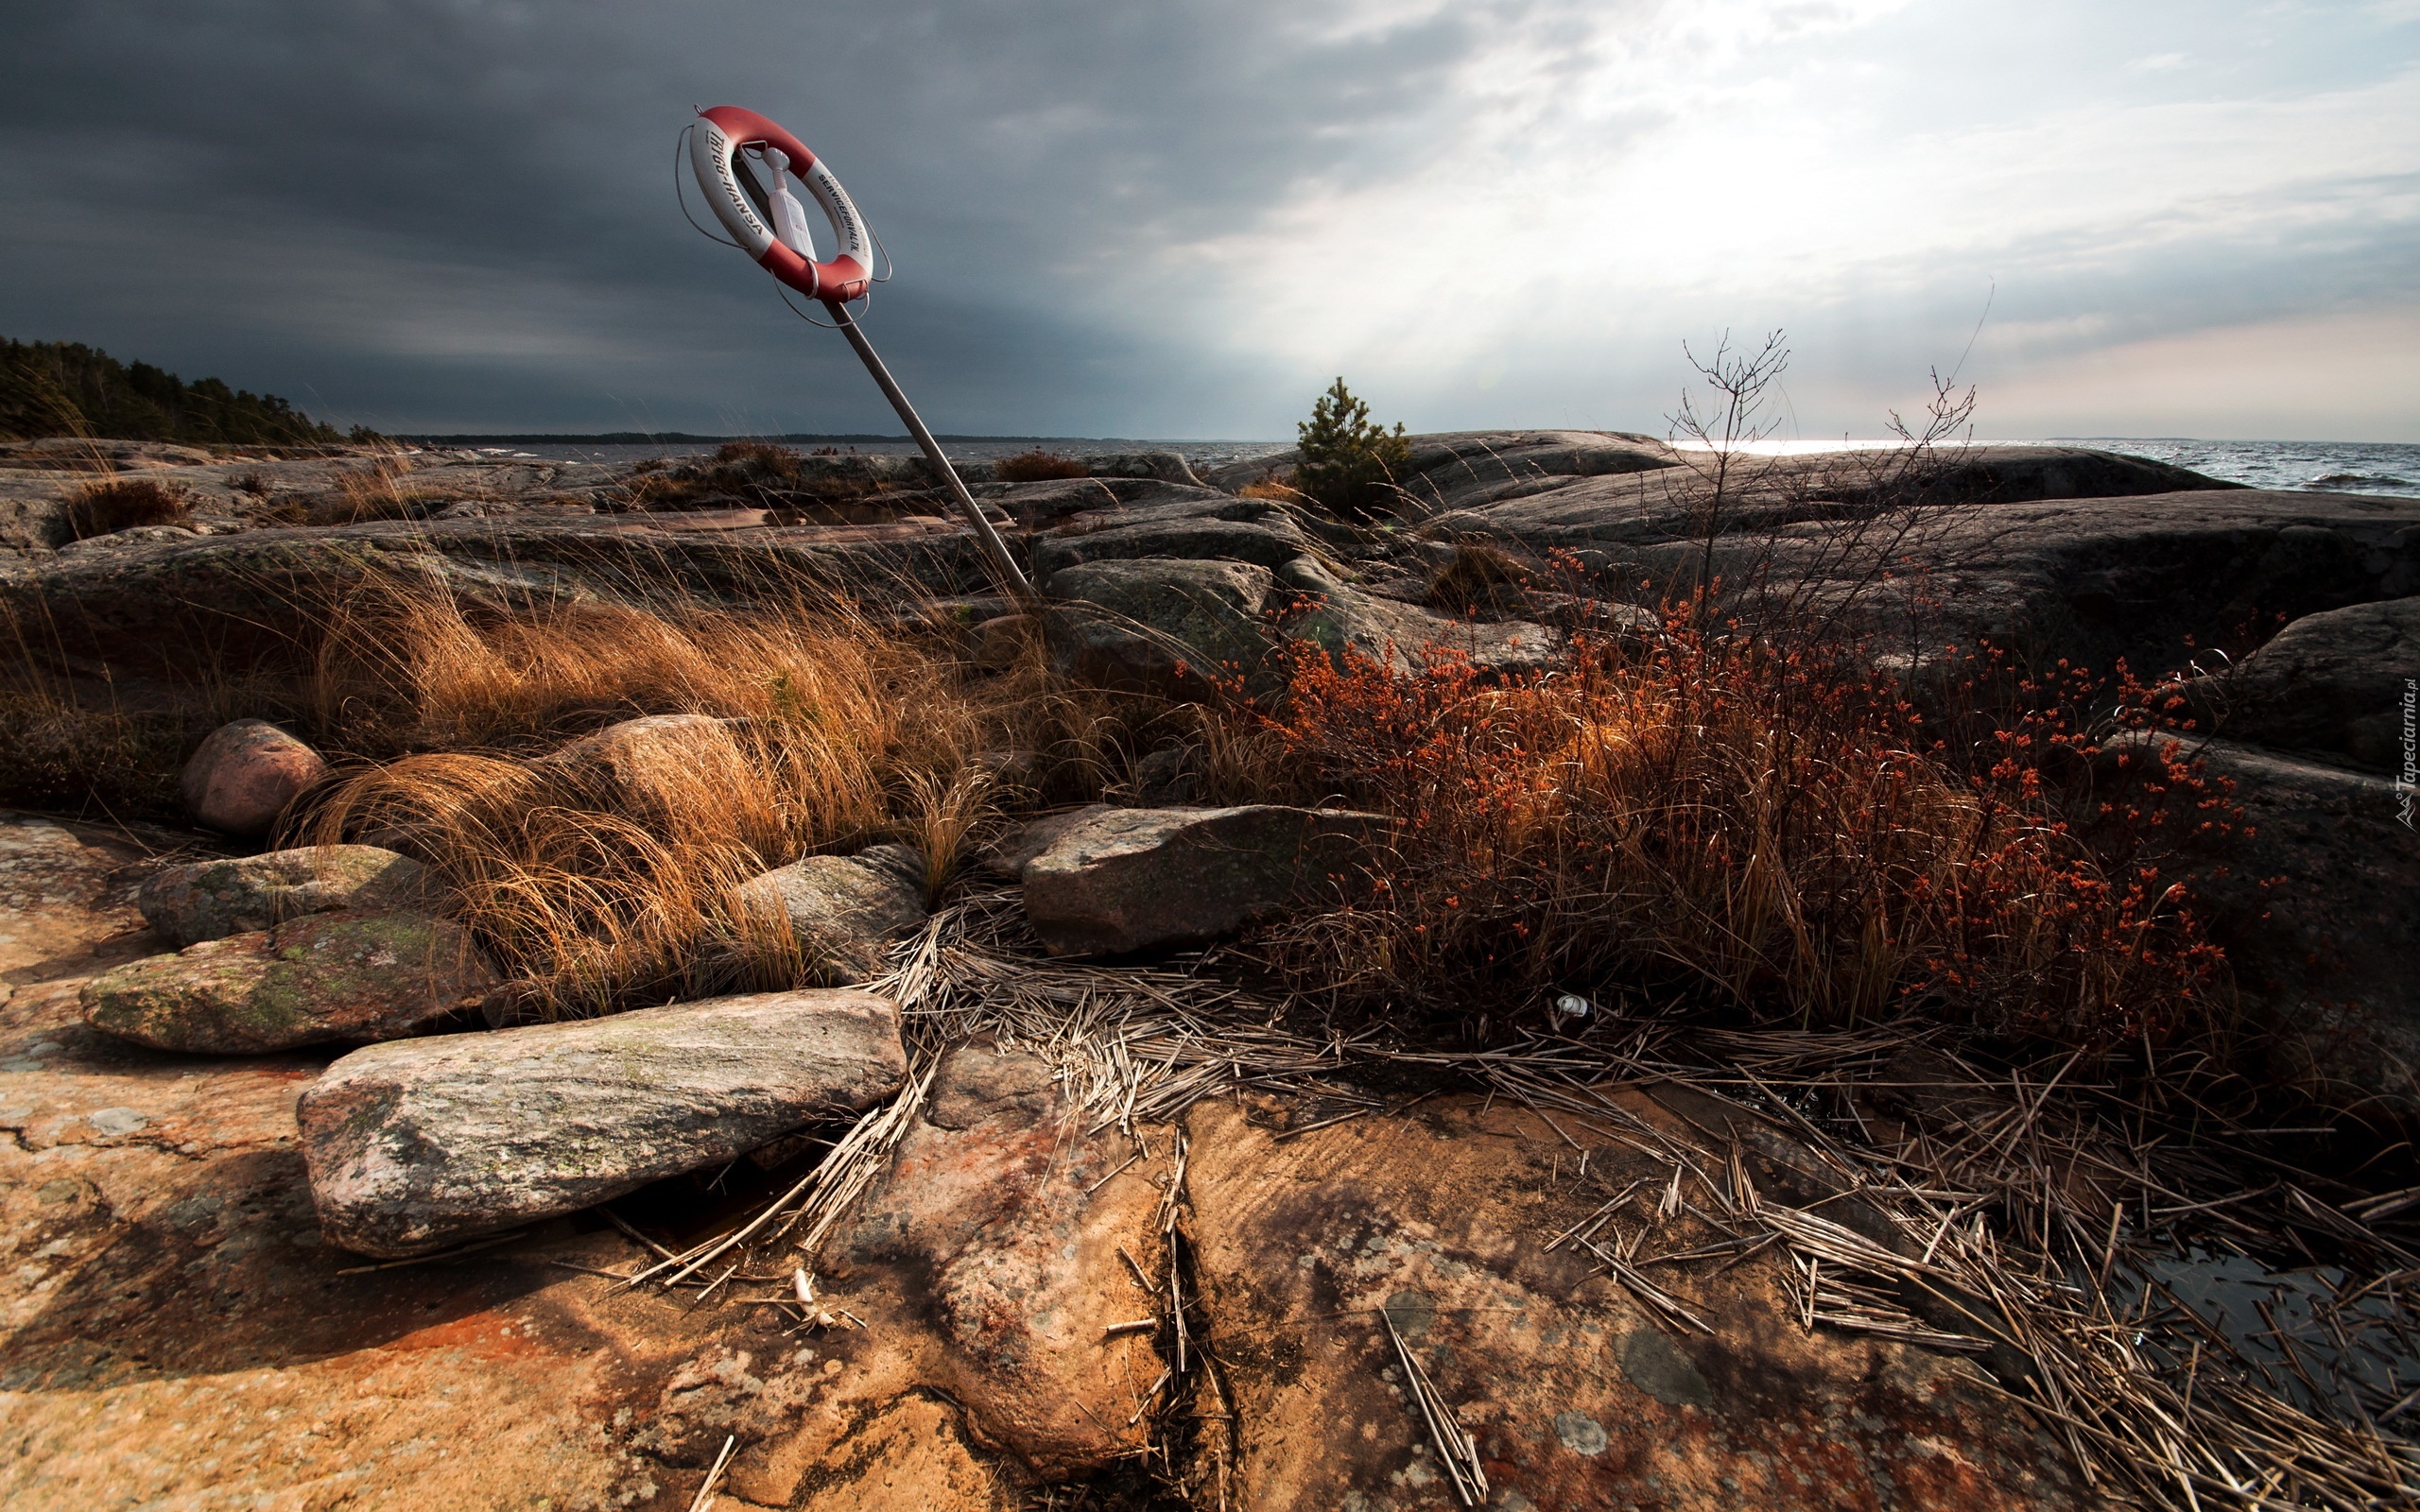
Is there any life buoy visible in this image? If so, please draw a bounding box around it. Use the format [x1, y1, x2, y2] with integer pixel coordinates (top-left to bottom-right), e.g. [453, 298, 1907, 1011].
[687, 106, 874, 303]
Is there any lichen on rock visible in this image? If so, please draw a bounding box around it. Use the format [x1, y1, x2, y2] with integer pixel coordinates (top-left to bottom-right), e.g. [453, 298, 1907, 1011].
[81, 908, 497, 1054]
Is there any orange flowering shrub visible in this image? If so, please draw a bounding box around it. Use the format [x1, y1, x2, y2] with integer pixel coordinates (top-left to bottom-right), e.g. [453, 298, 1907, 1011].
[1235, 615, 2229, 1047]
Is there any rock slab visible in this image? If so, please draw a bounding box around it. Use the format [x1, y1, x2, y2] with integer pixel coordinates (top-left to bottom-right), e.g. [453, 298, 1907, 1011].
[735, 843, 928, 984]
[1042, 557, 1278, 700]
[1016, 803, 1392, 955]
[81, 909, 499, 1054]
[826, 1040, 1167, 1477]
[180, 718, 326, 836]
[2178, 596, 2420, 774]
[541, 713, 742, 780]
[2121, 735, 2420, 1114]
[137, 844, 434, 946]
[297, 988, 908, 1257]
[1181, 1091, 2085, 1511]
[1275, 553, 1564, 675]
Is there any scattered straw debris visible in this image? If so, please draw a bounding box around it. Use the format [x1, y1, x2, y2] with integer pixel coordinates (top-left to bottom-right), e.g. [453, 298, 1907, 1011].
[1383, 1307, 1489, 1507]
[607, 887, 2420, 1509]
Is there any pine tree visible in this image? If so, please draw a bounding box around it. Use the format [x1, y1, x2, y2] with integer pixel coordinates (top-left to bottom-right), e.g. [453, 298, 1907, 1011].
[0, 338, 341, 446]
[1294, 377, 1409, 519]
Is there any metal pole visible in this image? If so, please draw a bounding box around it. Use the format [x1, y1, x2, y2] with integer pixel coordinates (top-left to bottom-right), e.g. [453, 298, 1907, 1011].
[825, 300, 1039, 607]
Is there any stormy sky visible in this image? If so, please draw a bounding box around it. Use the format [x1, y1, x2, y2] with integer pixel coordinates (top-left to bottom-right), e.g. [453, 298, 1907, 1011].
[2, 1, 2413, 440]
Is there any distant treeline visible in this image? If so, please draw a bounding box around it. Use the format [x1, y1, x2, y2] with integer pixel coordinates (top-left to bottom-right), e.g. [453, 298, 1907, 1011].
[0, 338, 354, 447]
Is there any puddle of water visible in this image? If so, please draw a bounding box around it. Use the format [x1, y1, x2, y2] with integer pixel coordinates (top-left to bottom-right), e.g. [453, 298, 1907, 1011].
[2118, 1248, 2419, 1426]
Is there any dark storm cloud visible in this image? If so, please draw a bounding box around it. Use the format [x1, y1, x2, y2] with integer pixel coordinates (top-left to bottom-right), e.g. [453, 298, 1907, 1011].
[0, 0, 1490, 433]
[3, 1, 2411, 438]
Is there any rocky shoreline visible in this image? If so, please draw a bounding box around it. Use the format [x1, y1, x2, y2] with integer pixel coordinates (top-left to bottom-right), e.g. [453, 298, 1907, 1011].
[2, 430, 2415, 1507]
[8, 429, 2411, 1107]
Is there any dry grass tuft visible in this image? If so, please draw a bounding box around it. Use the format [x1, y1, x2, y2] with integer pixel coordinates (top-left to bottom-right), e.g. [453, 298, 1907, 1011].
[0, 693, 197, 814]
[281, 571, 1167, 1016]
[711, 439, 803, 478]
[309, 735, 817, 1017]
[618, 441, 920, 513]
[288, 578, 1017, 1013]
[302, 578, 941, 756]
[992, 448, 1088, 483]
[56, 477, 191, 542]
[1423, 541, 1533, 615]
[252, 458, 439, 526]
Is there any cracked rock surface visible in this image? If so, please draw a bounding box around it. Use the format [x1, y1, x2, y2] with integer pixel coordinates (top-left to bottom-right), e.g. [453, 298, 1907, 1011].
[1180, 1091, 2085, 1511]
[0, 811, 2134, 1509]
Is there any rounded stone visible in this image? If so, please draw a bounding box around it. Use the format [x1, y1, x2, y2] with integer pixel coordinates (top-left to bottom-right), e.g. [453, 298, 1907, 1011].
[180, 719, 326, 836]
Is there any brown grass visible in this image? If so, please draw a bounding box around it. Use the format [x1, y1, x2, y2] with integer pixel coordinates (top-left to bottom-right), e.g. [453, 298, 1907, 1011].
[56, 478, 191, 542]
[618, 441, 908, 513]
[0, 515, 2225, 1054]
[251, 458, 440, 526]
[275, 572, 1154, 1016]
[0, 692, 197, 815]
[285, 581, 973, 1012]
[1423, 541, 1533, 614]
[1236, 476, 1303, 503]
[712, 439, 803, 478]
[0, 542, 1166, 1009]
[993, 448, 1088, 483]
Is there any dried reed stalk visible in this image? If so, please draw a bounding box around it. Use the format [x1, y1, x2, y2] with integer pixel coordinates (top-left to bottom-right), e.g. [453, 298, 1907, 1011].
[629, 884, 2417, 1510]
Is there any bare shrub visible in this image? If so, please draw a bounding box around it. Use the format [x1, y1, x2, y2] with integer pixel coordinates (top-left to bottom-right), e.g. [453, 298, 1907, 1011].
[1219, 627, 2225, 1049]
[1651, 332, 1983, 651]
[1667, 329, 1789, 614]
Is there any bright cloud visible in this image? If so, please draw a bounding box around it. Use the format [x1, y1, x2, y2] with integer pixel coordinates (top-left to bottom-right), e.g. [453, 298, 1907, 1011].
[0, 0, 2410, 437]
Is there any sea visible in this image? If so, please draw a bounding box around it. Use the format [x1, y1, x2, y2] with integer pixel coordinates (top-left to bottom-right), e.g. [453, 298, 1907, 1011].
[407, 435, 2420, 499]
[410, 437, 1293, 470]
[2046, 438, 2420, 499]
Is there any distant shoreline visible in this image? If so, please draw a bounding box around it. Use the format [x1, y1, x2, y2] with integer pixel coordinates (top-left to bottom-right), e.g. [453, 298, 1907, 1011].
[377, 433, 2418, 500]
[398, 431, 1288, 447]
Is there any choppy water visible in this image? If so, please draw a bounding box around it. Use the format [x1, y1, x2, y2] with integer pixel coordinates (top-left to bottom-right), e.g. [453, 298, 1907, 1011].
[2047, 438, 2420, 499]
[1678, 437, 2420, 499]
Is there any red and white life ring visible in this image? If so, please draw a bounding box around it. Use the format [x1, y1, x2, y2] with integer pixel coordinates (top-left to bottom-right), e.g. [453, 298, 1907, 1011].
[687, 106, 874, 303]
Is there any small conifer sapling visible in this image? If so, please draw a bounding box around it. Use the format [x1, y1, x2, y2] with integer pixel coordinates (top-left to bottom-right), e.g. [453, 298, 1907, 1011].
[1295, 378, 1411, 519]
